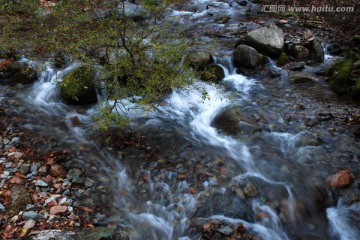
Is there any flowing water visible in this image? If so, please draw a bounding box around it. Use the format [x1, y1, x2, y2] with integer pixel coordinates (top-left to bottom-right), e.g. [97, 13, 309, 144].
[1, 1, 360, 239]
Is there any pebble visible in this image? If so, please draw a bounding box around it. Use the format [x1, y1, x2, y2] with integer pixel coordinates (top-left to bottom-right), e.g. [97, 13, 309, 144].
[21, 164, 31, 174]
[14, 152, 23, 159]
[50, 205, 68, 215]
[11, 137, 20, 144]
[0, 157, 6, 163]
[26, 204, 34, 210]
[31, 164, 38, 175]
[23, 211, 43, 220]
[0, 203, 5, 210]
[35, 180, 48, 187]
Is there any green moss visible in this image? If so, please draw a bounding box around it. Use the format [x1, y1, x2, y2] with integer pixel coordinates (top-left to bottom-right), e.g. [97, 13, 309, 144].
[215, 16, 230, 24]
[277, 52, 289, 67]
[347, 51, 360, 62]
[328, 60, 353, 94]
[351, 78, 360, 100]
[60, 65, 97, 104]
[200, 64, 224, 83]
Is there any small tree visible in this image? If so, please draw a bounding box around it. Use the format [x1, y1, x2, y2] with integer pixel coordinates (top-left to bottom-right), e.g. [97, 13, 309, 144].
[0, 0, 194, 128]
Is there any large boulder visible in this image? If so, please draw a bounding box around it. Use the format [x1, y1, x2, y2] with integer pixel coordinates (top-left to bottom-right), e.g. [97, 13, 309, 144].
[186, 51, 224, 82]
[308, 38, 324, 63]
[233, 45, 265, 68]
[293, 45, 310, 60]
[235, 25, 284, 57]
[327, 60, 353, 94]
[0, 61, 38, 84]
[186, 51, 213, 70]
[212, 107, 261, 136]
[200, 64, 225, 82]
[60, 65, 98, 105]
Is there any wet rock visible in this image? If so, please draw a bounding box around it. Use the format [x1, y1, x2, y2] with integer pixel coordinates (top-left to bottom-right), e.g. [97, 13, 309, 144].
[67, 168, 83, 182]
[0, 61, 38, 84]
[327, 170, 351, 188]
[317, 111, 334, 121]
[289, 62, 305, 71]
[308, 38, 324, 63]
[293, 45, 310, 59]
[35, 180, 48, 187]
[200, 63, 225, 82]
[70, 116, 81, 127]
[8, 185, 32, 213]
[296, 132, 323, 147]
[212, 107, 261, 136]
[289, 72, 319, 83]
[60, 65, 98, 105]
[215, 16, 230, 24]
[186, 51, 213, 70]
[217, 225, 233, 235]
[243, 181, 259, 197]
[238, 0, 248, 6]
[327, 60, 352, 94]
[23, 211, 44, 220]
[235, 25, 284, 57]
[50, 164, 66, 177]
[30, 230, 76, 240]
[54, 52, 69, 69]
[233, 45, 265, 68]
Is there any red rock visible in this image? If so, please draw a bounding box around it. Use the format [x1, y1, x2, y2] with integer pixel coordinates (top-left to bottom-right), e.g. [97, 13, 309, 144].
[70, 116, 81, 126]
[10, 177, 23, 184]
[49, 164, 66, 177]
[49, 205, 68, 215]
[255, 212, 270, 220]
[47, 200, 57, 208]
[177, 174, 187, 180]
[189, 187, 197, 194]
[44, 175, 52, 183]
[327, 170, 351, 188]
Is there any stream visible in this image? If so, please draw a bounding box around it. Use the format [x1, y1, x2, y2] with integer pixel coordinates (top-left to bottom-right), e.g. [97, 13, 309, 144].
[1, 0, 360, 240]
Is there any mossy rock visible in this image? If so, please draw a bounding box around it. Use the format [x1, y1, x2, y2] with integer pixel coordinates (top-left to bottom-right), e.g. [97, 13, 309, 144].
[346, 50, 360, 62]
[277, 52, 289, 67]
[215, 16, 230, 24]
[0, 61, 38, 84]
[351, 78, 360, 100]
[186, 51, 213, 70]
[200, 63, 224, 82]
[60, 65, 97, 105]
[328, 60, 353, 94]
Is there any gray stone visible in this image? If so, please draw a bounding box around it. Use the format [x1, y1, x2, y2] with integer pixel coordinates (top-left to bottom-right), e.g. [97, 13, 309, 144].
[233, 45, 264, 68]
[31, 164, 38, 175]
[0, 203, 5, 210]
[186, 51, 213, 70]
[23, 211, 44, 220]
[293, 45, 310, 59]
[67, 168, 83, 181]
[212, 107, 261, 136]
[289, 62, 305, 71]
[289, 72, 319, 83]
[235, 25, 284, 57]
[35, 180, 48, 187]
[308, 38, 324, 63]
[218, 225, 233, 235]
[21, 164, 31, 175]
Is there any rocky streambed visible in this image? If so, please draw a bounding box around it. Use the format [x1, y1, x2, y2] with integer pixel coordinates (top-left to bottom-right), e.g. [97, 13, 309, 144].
[1, 0, 360, 240]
